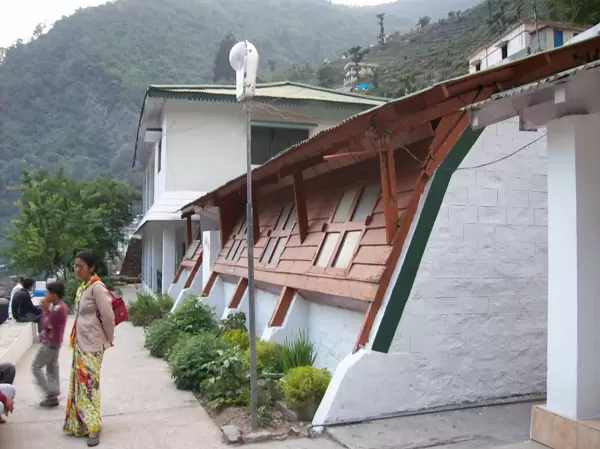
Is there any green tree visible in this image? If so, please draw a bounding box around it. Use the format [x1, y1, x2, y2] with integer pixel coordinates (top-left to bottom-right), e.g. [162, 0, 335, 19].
[5, 167, 139, 278]
[547, 0, 600, 23]
[316, 63, 342, 88]
[377, 13, 386, 47]
[417, 16, 431, 28]
[212, 31, 237, 83]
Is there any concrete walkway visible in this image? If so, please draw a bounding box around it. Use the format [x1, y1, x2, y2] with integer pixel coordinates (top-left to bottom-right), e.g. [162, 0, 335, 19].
[0, 311, 340, 448]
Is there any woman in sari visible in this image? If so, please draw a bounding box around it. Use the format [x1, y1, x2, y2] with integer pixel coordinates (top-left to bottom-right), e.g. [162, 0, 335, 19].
[63, 251, 115, 447]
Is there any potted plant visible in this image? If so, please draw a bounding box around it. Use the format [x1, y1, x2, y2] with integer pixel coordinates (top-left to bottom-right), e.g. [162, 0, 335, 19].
[279, 366, 331, 421]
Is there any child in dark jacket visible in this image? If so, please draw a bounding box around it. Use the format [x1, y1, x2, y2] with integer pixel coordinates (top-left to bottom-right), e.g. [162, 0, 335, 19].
[31, 281, 68, 407]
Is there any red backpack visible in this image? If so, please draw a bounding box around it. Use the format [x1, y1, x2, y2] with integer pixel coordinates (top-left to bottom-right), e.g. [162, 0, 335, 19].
[94, 280, 128, 326]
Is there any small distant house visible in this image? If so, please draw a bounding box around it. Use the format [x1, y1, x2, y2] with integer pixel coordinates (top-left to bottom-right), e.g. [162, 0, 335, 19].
[130, 82, 386, 304]
[467, 19, 587, 73]
[343, 62, 378, 89]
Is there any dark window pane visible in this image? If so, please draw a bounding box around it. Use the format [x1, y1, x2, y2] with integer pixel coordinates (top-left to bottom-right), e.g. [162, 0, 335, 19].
[260, 238, 277, 264]
[315, 232, 340, 267]
[332, 231, 361, 268]
[269, 237, 287, 265]
[351, 186, 380, 222]
[283, 204, 296, 231]
[332, 190, 357, 223]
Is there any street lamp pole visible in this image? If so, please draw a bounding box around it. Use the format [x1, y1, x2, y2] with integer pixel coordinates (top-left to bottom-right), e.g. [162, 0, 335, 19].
[230, 40, 259, 431]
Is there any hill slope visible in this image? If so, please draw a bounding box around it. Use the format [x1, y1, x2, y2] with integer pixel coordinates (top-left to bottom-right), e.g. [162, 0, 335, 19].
[0, 0, 414, 242]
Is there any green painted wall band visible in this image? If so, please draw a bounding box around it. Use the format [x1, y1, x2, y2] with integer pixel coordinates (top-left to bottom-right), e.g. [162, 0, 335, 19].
[371, 126, 483, 353]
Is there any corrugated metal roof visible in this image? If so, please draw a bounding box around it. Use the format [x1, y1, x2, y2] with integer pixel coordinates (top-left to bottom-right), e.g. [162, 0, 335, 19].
[465, 59, 600, 111]
[147, 81, 387, 106]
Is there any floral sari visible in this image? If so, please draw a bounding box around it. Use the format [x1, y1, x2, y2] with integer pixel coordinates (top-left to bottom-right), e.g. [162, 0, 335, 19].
[63, 275, 104, 436]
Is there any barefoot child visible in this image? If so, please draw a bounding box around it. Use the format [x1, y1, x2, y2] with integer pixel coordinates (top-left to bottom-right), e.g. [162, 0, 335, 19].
[32, 281, 68, 407]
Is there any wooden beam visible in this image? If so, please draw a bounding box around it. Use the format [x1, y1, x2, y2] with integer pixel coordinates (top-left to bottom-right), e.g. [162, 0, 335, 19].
[228, 277, 248, 309]
[186, 215, 192, 246]
[379, 139, 399, 245]
[183, 250, 203, 289]
[252, 187, 260, 243]
[172, 266, 185, 284]
[292, 171, 308, 243]
[201, 271, 218, 297]
[268, 286, 296, 327]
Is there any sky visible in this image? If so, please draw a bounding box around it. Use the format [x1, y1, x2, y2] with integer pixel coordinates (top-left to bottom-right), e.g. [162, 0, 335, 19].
[0, 0, 396, 48]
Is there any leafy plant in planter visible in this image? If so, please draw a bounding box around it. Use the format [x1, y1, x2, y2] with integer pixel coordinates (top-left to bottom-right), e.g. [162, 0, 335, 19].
[199, 347, 248, 410]
[170, 295, 219, 334]
[280, 330, 317, 373]
[167, 332, 227, 390]
[143, 317, 181, 358]
[220, 311, 247, 332]
[220, 329, 249, 349]
[279, 366, 331, 421]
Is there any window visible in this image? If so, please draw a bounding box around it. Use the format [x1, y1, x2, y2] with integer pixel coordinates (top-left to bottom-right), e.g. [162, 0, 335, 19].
[157, 140, 162, 173]
[259, 203, 296, 266]
[313, 185, 380, 271]
[501, 44, 508, 60]
[251, 127, 310, 165]
[475, 62, 481, 72]
[225, 217, 248, 262]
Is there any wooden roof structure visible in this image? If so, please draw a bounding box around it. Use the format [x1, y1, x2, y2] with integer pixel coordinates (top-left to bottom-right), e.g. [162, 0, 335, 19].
[182, 35, 600, 352]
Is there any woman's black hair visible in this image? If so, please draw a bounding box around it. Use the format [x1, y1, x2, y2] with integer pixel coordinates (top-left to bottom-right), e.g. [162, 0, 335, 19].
[46, 281, 65, 299]
[74, 251, 97, 271]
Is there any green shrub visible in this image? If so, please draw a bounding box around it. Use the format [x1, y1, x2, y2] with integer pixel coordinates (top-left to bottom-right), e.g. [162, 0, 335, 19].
[280, 330, 317, 373]
[279, 366, 331, 410]
[221, 329, 250, 350]
[171, 295, 219, 334]
[129, 292, 173, 327]
[167, 332, 227, 390]
[243, 340, 284, 374]
[143, 318, 181, 358]
[199, 347, 248, 410]
[64, 278, 81, 313]
[220, 312, 247, 332]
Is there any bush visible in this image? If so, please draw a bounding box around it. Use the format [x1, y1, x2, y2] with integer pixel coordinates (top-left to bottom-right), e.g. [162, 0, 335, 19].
[199, 347, 248, 410]
[143, 318, 181, 358]
[129, 292, 173, 327]
[279, 366, 331, 411]
[64, 278, 81, 313]
[244, 340, 283, 374]
[221, 329, 249, 350]
[220, 312, 247, 332]
[167, 332, 227, 390]
[280, 330, 317, 373]
[171, 295, 218, 334]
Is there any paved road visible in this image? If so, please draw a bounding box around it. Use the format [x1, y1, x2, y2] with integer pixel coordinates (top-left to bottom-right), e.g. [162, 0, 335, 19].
[0, 289, 341, 449]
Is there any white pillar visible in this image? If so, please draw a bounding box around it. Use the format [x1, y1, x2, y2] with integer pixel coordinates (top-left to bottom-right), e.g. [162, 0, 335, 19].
[162, 226, 176, 294]
[202, 230, 221, 290]
[152, 231, 161, 293]
[547, 113, 600, 419]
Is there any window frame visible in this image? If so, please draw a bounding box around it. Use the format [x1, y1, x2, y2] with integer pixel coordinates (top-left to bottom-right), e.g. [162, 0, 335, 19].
[223, 216, 248, 264]
[257, 203, 296, 268]
[311, 185, 381, 276]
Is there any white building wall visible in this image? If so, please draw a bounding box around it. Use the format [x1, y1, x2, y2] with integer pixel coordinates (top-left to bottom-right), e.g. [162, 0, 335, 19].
[165, 101, 246, 193]
[469, 24, 528, 72]
[154, 120, 167, 200]
[391, 117, 548, 404]
[314, 119, 549, 425]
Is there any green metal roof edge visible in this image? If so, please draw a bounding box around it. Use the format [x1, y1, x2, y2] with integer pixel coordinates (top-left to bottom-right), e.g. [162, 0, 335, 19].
[147, 81, 388, 105]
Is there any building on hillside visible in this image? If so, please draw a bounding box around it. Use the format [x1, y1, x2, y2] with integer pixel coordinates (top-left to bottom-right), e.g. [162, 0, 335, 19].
[466, 31, 600, 449]
[467, 19, 587, 74]
[177, 34, 600, 426]
[130, 82, 386, 303]
[343, 62, 378, 89]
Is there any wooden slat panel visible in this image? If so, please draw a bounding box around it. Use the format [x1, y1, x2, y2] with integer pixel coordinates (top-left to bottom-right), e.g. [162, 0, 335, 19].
[287, 232, 323, 247]
[360, 228, 388, 246]
[348, 264, 386, 282]
[280, 246, 317, 262]
[353, 246, 393, 265]
[268, 286, 296, 327]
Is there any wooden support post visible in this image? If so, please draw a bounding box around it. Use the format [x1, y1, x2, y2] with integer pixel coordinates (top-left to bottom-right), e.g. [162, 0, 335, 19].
[201, 271, 218, 297]
[268, 286, 296, 327]
[186, 215, 192, 246]
[292, 171, 308, 243]
[229, 277, 248, 309]
[183, 251, 203, 289]
[379, 138, 399, 245]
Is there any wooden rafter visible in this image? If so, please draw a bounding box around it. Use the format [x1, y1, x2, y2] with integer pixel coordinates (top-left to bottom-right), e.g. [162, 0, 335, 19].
[378, 136, 399, 245]
[229, 277, 248, 309]
[292, 171, 308, 243]
[201, 271, 218, 297]
[268, 286, 296, 327]
[186, 216, 193, 246]
[183, 250, 203, 289]
[252, 187, 260, 243]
